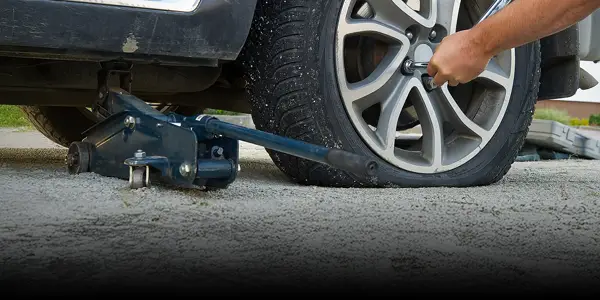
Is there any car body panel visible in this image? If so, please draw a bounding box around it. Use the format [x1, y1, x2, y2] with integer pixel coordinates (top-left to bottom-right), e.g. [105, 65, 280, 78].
[0, 0, 258, 65]
[578, 9, 600, 62]
[0, 0, 596, 101]
[63, 0, 203, 13]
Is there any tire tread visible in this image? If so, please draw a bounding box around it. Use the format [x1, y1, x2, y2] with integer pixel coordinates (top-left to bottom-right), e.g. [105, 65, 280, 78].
[246, 0, 334, 186]
[19, 106, 92, 147]
[244, 0, 542, 188]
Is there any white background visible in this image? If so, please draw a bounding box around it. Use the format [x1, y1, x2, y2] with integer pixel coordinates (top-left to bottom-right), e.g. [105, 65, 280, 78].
[559, 61, 600, 103]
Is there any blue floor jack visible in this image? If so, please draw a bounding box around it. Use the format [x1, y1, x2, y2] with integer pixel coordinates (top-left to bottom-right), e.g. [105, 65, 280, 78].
[66, 62, 379, 190]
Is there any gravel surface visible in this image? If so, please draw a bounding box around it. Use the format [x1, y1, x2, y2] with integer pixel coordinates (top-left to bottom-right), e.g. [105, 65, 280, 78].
[1, 132, 600, 294]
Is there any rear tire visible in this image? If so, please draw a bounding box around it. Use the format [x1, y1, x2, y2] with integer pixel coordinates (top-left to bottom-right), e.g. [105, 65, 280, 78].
[21, 105, 203, 148]
[243, 0, 541, 188]
[21, 106, 95, 148]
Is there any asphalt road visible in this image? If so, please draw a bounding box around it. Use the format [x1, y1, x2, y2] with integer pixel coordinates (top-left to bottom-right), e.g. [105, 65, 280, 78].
[1, 129, 600, 294]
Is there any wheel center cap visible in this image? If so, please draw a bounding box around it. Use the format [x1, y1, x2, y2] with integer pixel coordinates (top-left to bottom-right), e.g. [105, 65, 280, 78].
[413, 44, 434, 65]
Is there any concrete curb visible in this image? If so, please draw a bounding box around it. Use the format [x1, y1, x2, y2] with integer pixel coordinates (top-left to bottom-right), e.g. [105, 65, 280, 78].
[576, 125, 600, 132]
[519, 119, 600, 161]
[0, 127, 33, 133]
[531, 119, 600, 159]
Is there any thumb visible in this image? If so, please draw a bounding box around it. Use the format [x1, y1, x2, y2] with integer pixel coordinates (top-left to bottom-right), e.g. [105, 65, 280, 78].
[427, 55, 438, 77]
[427, 60, 437, 77]
[433, 72, 448, 87]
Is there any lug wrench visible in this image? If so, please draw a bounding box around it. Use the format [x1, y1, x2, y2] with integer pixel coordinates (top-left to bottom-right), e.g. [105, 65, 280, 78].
[404, 0, 512, 90]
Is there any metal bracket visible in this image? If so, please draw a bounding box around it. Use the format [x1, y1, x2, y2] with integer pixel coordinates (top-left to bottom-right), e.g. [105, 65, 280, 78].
[94, 61, 134, 120]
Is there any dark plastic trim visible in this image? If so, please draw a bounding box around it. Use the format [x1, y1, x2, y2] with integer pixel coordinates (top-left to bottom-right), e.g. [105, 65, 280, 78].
[0, 0, 258, 64]
[537, 25, 581, 101]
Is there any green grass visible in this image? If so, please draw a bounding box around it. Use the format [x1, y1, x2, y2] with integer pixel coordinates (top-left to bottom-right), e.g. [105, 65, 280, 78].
[204, 109, 243, 116]
[0, 105, 31, 128]
[533, 108, 571, 125]
[0, 106, 242, 129]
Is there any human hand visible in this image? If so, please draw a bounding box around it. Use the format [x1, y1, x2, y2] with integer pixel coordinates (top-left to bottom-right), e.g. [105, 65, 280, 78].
[426, 29, 494, 87]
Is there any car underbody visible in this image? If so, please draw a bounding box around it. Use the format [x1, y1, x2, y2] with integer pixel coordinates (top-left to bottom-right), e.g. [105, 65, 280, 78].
[0, 0, 597, 111]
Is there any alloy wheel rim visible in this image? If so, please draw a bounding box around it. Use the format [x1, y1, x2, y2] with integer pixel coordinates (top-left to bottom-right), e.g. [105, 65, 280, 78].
[335, 0, 515, 174]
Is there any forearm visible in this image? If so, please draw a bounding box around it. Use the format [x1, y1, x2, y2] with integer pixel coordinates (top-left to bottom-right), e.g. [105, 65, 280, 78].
[471, 0, 600, 56]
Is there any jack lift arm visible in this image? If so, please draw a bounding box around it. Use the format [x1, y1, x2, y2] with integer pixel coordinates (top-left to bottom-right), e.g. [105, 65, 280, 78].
[66, 62, 379, 190]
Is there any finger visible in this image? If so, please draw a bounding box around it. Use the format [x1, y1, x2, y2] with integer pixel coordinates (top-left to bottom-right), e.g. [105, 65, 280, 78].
[433, 73, 448, 87]
[448, 78, 460, 87]
[459, 74, 478, 85]
[427, 61, 438, 77]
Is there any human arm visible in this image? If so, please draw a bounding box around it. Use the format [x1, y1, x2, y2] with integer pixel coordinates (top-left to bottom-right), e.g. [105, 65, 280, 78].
[427, 0, 600, 87]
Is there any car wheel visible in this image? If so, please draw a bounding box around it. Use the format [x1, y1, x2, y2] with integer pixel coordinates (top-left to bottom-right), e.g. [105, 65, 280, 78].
[244, 0, 541, 187]
[21, 103, 203, 148]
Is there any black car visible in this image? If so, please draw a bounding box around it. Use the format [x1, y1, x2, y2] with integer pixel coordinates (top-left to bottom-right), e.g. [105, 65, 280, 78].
[1, 0, 599, 187]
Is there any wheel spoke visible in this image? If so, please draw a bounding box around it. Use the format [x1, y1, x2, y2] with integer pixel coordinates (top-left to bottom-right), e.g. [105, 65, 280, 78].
[435, 86, 490, 140]
[435, 0, 461, 34]
[408, 80, 444, 167]
[375, 77, 414, 151]
[338, 17, 410, 41]
[368, 0, 438, 30]
[345, 48, 408, 107]
[478, 58, 513, 90]
[337, 18, 410, 105]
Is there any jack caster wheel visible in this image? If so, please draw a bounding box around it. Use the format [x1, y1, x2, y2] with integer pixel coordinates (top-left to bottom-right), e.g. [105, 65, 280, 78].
[129, 166, 150, 189]
[67, 142, 91, 174]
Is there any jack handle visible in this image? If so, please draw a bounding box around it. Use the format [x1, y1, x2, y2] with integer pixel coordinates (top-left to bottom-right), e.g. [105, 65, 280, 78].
[194, 116, 379, 179]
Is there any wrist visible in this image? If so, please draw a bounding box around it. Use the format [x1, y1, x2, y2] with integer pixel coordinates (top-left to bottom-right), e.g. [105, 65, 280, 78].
[467, 25, 499, 58]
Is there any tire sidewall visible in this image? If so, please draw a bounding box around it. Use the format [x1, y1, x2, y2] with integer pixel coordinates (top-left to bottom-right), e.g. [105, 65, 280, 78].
[314, 0, 540, 186]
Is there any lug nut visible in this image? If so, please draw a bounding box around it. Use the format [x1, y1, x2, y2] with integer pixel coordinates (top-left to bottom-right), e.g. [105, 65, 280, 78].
[405, 30, 414, 41]
[422, 76, 438, 91]
[402, 58, 415, 75]
[429, 30, 437, 40]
